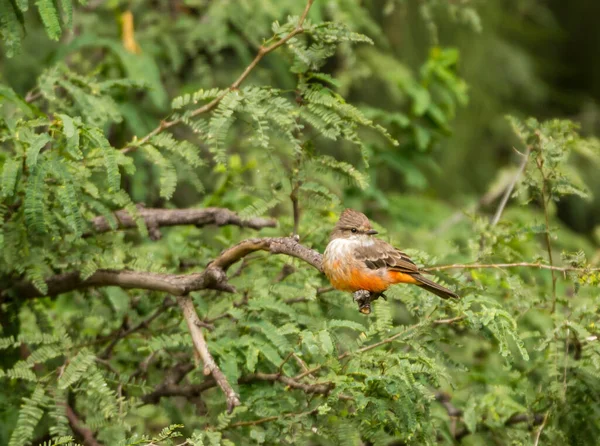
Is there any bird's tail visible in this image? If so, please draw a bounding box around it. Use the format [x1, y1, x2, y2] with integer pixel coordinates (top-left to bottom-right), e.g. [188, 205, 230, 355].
[414, 275, 458, 299]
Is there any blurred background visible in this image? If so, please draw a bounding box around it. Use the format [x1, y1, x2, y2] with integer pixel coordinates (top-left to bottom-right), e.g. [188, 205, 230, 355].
[2, 0, 600, 242]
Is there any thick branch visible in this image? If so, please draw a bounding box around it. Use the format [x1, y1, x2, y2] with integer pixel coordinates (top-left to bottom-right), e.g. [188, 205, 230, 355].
[91, 207, 276, 235]
[122, 0, 314, 154]
[3, 237, 323, 300]
[178, 296, 241, 412]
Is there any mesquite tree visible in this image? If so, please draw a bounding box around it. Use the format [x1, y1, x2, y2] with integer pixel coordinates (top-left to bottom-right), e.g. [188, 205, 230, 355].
[1, 1, 600, 445]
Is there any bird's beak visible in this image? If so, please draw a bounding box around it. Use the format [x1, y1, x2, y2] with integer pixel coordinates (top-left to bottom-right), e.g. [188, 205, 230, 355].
[366, 229, 378, 235]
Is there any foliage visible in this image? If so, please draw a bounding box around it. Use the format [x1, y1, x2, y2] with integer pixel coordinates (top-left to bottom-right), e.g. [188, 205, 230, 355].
[1, 1, 600, 446]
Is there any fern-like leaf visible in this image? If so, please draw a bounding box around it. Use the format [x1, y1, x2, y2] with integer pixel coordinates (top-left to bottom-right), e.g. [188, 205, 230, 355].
[84, 127, 121, 191]
[35, 0, 62, 40]
[8, 386, 47, 446]
[58, 350, 96, 389]
[1, 157, 21, 198]
[24, 164, 48, 234]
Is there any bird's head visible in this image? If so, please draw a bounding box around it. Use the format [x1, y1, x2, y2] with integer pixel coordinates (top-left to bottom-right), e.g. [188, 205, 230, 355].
[330, 209, 378, 241]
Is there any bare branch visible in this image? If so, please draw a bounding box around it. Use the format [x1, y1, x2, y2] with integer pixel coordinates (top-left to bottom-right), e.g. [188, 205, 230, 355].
[122, 0, 315, 154]
[91, 207, 276, 236]
[433, 315, 467, 325]
[178, 296, 241, 412]
[424, 262, 600, 274]
[490, 147, 531, 226]
[3, 237, 323, 300]
[228, 408, 318, 428]
[435, 392, 463, 417]
[245, 372, 333, 395]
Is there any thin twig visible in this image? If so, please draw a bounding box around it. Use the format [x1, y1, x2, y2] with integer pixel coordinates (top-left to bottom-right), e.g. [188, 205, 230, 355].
[536, 148, 558, 312]
[424, 262, 600, 273]
[278, 351, 295, 373]
[25, 88, 42, 103]
[563, 327, 570, 399]
[121, 0, 315, 154]
[490, 147, 531, 226]
[533, 412, 549, 446]
[292, 353, 315, 379]
[99, 298, 175, 359]
[228, 408, 318, 428]
[142, 369, 333, 403]
[290, 180, 301, 236]
[433, 315, 466, 325]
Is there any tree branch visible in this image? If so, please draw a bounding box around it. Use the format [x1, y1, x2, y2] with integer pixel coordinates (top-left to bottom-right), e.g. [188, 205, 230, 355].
[122, 0, 315, 154]
[228, 408, 318, 428]
[3, 236, 323, 301]
[178, 296, 241, 412]
[423, 262, 600, 274]
[490, 147, 531, 226]
[90, 207, 276, 237]
[63, 404, 103, 446]
[98, 298, 176, 359]
[142, 368, 333, 404]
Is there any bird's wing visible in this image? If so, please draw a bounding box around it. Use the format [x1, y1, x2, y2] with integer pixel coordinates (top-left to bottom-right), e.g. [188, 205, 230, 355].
[354, 239, 419, 274]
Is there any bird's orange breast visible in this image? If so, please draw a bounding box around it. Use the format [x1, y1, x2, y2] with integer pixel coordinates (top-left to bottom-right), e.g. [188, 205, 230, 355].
[325, 263, 389, 293]
[324, 261, 419, 293]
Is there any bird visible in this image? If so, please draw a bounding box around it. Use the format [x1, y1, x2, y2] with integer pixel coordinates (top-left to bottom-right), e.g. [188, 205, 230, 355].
[322, 209, 458, 313]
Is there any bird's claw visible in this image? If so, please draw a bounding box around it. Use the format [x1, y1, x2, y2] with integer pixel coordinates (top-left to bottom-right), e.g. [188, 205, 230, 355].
[353, 290, 385, 314]
[353, 289, 371, 302]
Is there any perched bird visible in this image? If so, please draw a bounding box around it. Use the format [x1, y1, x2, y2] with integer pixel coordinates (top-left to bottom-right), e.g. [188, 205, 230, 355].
[322, 209, 458, 312]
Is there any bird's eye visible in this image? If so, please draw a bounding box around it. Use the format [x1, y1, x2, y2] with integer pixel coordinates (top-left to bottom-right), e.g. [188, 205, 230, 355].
[351, 228, 357, 233]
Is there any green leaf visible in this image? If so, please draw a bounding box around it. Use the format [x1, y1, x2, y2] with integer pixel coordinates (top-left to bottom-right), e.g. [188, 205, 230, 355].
[36, 0, 62, 40]
[57, 113, 75, 137]
[85, 127, 121, 191]
[58, 350, 96, 389]
[318, 330, 334, 355]
[59, 0, 72, 28]
[8, 386, 46, 446]
[410, 85, 431, 116]
[26, 133, 51, 169]
[24, 164, 47, 234]
[1, 158, 21, 198]
[329, 319, 366, 332]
